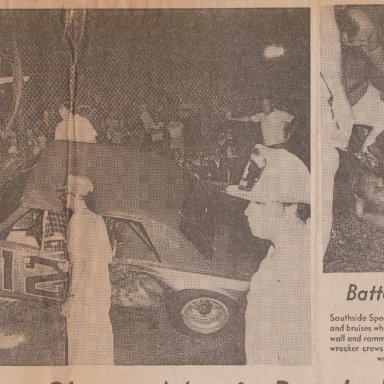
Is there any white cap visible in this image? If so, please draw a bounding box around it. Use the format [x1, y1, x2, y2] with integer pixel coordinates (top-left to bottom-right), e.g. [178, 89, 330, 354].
[225, 145, 310, 204]
[64, 175, 94, 197]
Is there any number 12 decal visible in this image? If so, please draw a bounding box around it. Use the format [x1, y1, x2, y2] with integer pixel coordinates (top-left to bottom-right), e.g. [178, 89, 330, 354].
[25, 256, 68, 300]
[1, 250, 68, 300]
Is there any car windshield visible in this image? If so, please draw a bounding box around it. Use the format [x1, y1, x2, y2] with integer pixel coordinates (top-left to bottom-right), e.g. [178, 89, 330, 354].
[179, 176, 215, 260]
[105, 217, 160, 262]
[0, 170, 30, 224]
[179, 173, 266, 266]
[3, 209, 68, 256]
[5, 210, 41, 248]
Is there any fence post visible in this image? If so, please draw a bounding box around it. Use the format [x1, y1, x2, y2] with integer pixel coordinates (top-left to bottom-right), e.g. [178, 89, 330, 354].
[11, 37, 27, 167]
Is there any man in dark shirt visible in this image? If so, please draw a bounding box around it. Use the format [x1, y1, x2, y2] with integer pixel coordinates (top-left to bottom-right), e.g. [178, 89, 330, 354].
[179, 104, 202, 151]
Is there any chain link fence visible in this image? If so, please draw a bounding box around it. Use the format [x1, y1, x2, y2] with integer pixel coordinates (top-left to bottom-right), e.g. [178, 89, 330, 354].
[1, 9, 309, 166]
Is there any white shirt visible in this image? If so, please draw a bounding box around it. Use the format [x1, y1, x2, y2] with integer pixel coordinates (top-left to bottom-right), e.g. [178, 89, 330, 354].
[250, 109, 294, 146]
[167, 121, 183, 139]
[64, 208, 113, 365]
[55, 114, 97, 143]
[245, 225, 311, 365]
[140, 109, 164, 142]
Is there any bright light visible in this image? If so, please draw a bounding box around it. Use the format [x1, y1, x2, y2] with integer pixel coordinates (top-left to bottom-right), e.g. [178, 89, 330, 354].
[0, 330, 26, 349]
[263, 45, 285, 59]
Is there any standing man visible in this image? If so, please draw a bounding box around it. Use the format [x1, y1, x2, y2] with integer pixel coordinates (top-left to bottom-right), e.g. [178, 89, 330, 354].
[61, 175, 114, 365]
[226, 98, 294, 148]
[179, 103, 202, 152]
[226, 144, 311, 365]
[55, 102, 98, 143]
[138, 103, 165, 148]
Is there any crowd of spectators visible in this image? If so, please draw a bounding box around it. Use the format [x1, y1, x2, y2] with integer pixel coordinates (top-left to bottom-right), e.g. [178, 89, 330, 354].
[0, 89, 303, 195]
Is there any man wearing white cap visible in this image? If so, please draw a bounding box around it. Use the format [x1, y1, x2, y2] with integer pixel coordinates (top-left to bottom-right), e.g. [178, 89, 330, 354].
[226, 144, 311, 365]
[61, 175, 114, 365]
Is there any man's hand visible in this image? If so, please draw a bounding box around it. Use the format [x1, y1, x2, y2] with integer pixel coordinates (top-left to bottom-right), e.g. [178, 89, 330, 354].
[225, 111, 232, 120]
[284, 122, 293, 141]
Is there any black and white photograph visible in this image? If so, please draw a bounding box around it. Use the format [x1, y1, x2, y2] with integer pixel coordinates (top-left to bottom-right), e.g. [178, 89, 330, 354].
[0, 8, 310, 366]
[322, 5, 384, 273]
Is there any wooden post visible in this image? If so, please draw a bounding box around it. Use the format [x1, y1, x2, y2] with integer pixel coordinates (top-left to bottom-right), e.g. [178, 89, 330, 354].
[11, 38, 27, 167]
[64, 9, 87, 112]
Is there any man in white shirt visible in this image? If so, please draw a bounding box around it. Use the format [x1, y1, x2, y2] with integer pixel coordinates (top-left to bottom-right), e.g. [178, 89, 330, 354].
[226, 98, 294, 147]
[55, 102, 98, 143]
[139, 103, 164, 142]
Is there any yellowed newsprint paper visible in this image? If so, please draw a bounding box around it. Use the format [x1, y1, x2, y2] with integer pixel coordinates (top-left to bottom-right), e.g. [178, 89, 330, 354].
[0, 0, 381, 383]
[320, 2, 384, 383]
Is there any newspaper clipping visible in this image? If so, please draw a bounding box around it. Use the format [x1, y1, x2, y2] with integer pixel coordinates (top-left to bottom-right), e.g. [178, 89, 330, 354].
[320, 4, 384, 383]
[0, 1, 381, 384]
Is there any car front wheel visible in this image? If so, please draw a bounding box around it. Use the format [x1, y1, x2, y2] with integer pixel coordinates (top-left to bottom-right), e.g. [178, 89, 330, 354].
[166, 289, 238, 337]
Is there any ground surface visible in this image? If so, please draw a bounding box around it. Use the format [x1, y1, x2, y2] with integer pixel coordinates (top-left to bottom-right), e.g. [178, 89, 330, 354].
[324, 159, 384, 273]
[324, 211, 384, 273]
[0, 299, 245, 366]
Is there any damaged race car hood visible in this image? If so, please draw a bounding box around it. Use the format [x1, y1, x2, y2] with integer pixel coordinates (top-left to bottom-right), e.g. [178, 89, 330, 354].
[20, 141, 184, 229]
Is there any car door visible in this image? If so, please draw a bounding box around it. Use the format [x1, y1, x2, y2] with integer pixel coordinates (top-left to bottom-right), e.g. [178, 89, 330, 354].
[0, 209, 69, 301]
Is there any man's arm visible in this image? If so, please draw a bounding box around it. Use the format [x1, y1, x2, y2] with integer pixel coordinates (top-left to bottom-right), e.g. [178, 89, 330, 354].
[277, 111, 295, 140]
[321, 6, 354, 149]
[226, 111, 260, 123]
[283, 111, 294, 124]
[284, 120, 295, 140]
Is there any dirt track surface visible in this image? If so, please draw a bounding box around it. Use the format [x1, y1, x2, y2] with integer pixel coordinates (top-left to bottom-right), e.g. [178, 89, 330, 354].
[0, 300, 245, 366]
[0, 300, 65, 366]
[324, 211, 384, 273]
[324, 157, 384, 273]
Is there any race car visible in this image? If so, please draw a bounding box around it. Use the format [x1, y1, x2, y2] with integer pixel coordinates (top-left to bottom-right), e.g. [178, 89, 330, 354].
[0, 142, 268, 336]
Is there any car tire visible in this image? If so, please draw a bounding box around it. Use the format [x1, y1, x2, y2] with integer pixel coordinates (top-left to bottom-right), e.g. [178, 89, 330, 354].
[166, 289, 239, 337]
